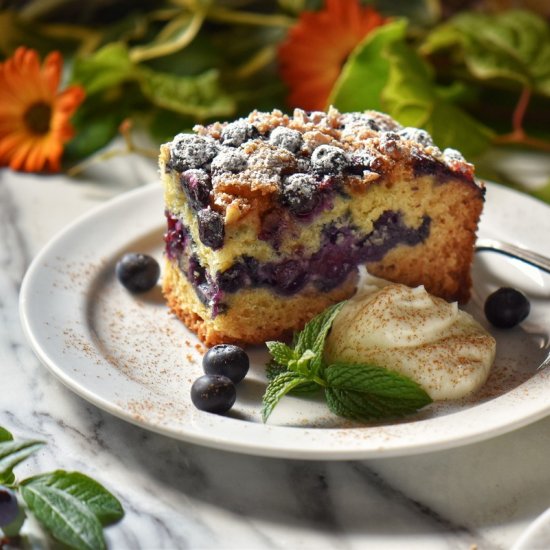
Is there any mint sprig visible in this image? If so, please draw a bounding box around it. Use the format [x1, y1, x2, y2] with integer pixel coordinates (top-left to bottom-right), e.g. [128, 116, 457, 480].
[262, 303, 432, 423]
[0, 426, 123, 550]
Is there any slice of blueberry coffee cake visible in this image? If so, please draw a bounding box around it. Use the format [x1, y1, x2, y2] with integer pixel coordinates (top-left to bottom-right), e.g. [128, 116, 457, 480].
[159, 107, 485, 346]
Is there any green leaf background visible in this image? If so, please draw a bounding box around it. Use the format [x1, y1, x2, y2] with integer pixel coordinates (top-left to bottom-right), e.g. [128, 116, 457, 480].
[421, 10, 550, 97]
[330, 19, 493, 158]
[1, 3, 548, 195]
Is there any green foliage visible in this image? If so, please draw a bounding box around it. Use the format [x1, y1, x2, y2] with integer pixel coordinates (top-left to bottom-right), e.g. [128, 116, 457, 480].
[0, 427, 13, 442]
[20, 482, 107, 550]
[382, 39, 493, 158]
[422, 10, 550, 97]
[22, 471, 124, 526]
[0, 439, 45, 483]
[67, 41, 236, 159]
[138, 68, 236, 119]
[261, 371, 312, 422]
[71, 43, 136, 94]
[0, 426, 123, 549]
[330, 19, 493, 158]
[1, 2, 548, 191]
[329, 19, 408, 112]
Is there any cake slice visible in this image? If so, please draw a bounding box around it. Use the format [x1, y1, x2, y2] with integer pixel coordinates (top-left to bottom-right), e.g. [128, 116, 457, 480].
[160, 107, 484, 346]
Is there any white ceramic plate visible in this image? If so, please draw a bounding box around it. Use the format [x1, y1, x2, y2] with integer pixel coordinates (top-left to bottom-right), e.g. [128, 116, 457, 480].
[512, 508, 550, 550]
[20, 182, 550, 460]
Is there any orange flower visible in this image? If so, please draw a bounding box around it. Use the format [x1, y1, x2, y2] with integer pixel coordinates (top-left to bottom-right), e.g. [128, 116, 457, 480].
[0, 47, 85, 172]
[278, 0, 387, 111]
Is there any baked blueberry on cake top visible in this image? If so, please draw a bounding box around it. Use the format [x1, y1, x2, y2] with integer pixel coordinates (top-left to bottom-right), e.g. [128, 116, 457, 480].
[160, 107, 484, 346]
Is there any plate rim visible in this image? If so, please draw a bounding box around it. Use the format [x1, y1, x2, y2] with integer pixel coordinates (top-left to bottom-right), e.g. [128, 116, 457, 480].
[19, 181, 550, 460]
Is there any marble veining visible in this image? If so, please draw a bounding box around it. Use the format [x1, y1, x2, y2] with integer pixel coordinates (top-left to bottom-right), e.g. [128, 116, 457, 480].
[1, 163, 550, 549]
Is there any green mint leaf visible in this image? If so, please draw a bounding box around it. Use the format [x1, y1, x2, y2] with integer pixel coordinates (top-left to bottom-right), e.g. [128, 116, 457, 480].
[422, 10, 550, 97]
[262, 372, 314, 423]
[265, 362, 320, 395]
[324, 363, 432, 421]
[294, 301, 345, 375]
[20, 481, 105, 550]
[0, 426, 13, 442]
[266, 341, 296, 366]
[266, 360, 288, 381]
[286, 381, 321, 395]
[0, 439, 44, 478]
[292, 349, 316, 376]
[21, 471, 124, 526]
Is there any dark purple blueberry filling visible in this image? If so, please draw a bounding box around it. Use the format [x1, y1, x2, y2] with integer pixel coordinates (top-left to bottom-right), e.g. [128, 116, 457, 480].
[219, 210, 430, 298]
[217, 263, 249, 293]
[258, 260, 309, 295]
[182, 251, 226, 315]
[164, 212, 188, 260]
[357, 211, 430, 262]
[411, 150, 473, 185]
[165, 209, 431, 318]
[258, 208, 288, 251]
[197, 209, 225, 250]
[180, 169, 211, 212]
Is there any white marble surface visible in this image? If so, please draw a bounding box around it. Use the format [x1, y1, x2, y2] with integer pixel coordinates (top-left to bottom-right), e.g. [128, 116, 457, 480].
[2, 157, 550, 550]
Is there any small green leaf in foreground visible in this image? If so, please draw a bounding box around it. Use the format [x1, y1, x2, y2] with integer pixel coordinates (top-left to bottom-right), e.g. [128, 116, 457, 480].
[0, 426, 13, 442]
[20, 480, 106, 550]
[0, 439, 44, 479]
[22, 471, 124, 526]
[0, 427, 124, 548]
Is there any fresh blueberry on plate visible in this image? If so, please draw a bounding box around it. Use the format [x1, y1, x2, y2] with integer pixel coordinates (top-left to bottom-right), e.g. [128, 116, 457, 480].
[116, 253, 160, 293]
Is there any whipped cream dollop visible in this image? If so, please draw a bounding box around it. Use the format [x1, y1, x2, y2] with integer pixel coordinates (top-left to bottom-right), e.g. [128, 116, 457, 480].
[324, 278, 496, 400]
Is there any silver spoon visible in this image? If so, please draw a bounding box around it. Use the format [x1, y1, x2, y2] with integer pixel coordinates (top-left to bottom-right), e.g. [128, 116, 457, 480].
[475, 238, 550, 274]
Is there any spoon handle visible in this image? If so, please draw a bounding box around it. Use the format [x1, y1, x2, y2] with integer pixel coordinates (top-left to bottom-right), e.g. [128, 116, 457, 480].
[475, 238, 550, 274]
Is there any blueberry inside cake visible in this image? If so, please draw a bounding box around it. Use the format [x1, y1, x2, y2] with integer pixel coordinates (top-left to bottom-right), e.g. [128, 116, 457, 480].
[160, 107, 484, 346]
